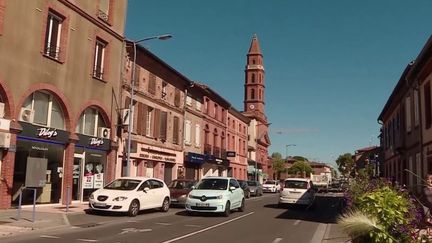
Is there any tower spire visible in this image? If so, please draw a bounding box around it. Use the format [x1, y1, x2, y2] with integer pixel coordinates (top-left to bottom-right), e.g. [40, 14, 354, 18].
[248, 34, 262, 55]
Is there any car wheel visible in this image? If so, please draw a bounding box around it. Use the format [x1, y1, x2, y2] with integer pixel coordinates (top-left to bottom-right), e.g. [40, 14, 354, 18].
[223, 201, 231, 217]
[128, 200, 140, 217]
[160, 197, 170, 212]
[238, 199, 245, 212]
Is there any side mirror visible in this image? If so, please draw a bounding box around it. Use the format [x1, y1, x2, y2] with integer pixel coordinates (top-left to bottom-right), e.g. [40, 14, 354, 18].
[191, 186, 195, 190]
[229, 186, 236, 191]
[143, 187, 150, 192]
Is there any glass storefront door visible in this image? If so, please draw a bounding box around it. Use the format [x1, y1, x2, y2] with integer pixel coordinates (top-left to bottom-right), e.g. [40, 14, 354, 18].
[72, 155, 83, 201]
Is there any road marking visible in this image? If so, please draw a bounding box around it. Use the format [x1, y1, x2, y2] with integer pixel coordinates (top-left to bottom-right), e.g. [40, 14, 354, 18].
[293, 220, 301, 226]
[40, 235, 60, 239]
[184, 224, 201, 228]
[310, 223, 327, 243]
[272, 238, 283, 243]
[127, 220, 138, 223]
[162, 212, 255, 243]
[156, 222, 172, 226]
[120, 228, 152, 235]
[77, 239, 98, 242]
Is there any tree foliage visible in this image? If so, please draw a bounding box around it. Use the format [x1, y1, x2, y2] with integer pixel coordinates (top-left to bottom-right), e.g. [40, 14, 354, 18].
[271, 152, 285, 180]
[292, 156, 308, 162]
[336, 153, 355, 178]
[287, 161, 312, 177]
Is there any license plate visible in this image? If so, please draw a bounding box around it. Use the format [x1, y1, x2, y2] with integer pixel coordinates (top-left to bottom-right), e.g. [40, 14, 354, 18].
[171, 199, 178, 202]
[196, 203, 209, 207]
[94, 202, 106, 207]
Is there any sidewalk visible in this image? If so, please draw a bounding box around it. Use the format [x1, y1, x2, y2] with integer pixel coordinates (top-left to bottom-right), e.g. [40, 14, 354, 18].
[0, 203, 87, 238]
[322, 224, 351, 243]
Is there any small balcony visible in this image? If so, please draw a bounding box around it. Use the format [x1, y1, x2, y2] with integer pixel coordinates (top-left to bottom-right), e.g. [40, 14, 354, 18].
[221, 148, 227, 159]
[204, 144, 212, 155]
[213, 146, 221, 158]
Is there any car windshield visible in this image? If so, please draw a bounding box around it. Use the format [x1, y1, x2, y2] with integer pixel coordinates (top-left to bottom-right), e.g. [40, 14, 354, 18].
[104, 179, 141, 191]
[247, 181, 257, 186]
[264, 180, 276, 185]
[285, 180, 308, 189]
[168, 180, 195, 189]
[195, 178, 228, 190]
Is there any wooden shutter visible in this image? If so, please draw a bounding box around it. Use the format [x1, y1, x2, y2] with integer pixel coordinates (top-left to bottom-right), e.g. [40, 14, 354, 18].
[134, 64, 140, 88]
[174, 89, 181, 107]
[140, 103, 147, 135]
[160, 111, 168, 141]
[148, 73, 156, 95]
[173, 116, 179, 144]
[153, 109, 161, 138]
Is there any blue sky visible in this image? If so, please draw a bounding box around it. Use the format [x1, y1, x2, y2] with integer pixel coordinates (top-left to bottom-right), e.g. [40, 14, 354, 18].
[125, 1, 432, 166]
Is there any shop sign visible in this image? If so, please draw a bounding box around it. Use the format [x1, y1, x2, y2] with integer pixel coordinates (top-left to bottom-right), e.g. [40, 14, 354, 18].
[76, 134, 110, 151]
[226, 151, 236, 157]
[89, 138, 104, 147]
[37, 127, 58, 138]
[18, 122, 69, 143]
[139, 151, 177, 163]
[186, 152, 205, 165]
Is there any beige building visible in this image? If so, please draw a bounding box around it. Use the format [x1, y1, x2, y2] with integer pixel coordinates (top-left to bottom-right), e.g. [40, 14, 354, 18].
[227, 107, 249, 180]
[0, 0, 127, 209]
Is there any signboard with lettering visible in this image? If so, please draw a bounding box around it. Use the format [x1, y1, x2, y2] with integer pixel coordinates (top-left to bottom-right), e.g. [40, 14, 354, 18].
[226, 151, 236, 157]
[186, 152, 206, 165]
[19, 122, 69, 143]
[139, 149, 177, 163]
[76, 134, 110, 151]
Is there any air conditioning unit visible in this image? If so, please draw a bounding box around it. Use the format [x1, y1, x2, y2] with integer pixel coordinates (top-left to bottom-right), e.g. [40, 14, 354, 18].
[20, 108, 35, 123]
[98, 127, 110, 139]
[0, 102, 5, 118]
[0, 132, 11, 148]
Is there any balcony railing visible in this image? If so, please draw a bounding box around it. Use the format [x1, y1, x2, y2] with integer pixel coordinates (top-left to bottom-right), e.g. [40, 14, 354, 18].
[213, 146, 220, 158]
[221, 148, 227, 159]
[204, 144, 212, 155]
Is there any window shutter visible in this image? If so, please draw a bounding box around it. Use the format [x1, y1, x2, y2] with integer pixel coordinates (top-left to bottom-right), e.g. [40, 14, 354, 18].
[136, 102, 143, 134]
[134, 64, 140, 88]
[153, 109, 161, 138]
[185, 120, 191, 144]
[160, 111, 167, 141]
[173, 116, 179, 144]
[174, 89, 181, 107]
[140, 103, 147, 135]
[148, 73, 156, 95]
[195, 124, 201, 146]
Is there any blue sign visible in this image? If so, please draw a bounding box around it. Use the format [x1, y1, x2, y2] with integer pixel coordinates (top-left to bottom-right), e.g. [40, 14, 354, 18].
[186, 152, 206, 165]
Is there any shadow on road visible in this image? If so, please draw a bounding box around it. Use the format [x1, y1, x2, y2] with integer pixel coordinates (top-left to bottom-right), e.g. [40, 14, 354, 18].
[265, 195, 346, 224]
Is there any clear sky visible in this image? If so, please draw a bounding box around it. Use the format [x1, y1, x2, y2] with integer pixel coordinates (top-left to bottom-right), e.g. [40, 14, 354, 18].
[125, 0, 432, 166]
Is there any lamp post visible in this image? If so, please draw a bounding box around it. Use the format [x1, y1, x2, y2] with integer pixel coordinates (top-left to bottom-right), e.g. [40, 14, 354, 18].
[285, 144, 296, 159]
[125, 34, 172, 177]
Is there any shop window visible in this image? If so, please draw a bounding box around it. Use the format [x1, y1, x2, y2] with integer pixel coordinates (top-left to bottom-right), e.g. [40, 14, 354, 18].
[76, 107, 108, 137]
[20, 91, 65, 129]
[44, 10, 64, 60]
[93, 38, 107, 80]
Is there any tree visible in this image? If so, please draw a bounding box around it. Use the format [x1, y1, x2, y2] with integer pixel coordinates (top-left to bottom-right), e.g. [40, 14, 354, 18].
[336, 153, 355, 178]
[271, 152, 285, 180]
[292, 156, 309, 162]
[287, 161, 312, 178]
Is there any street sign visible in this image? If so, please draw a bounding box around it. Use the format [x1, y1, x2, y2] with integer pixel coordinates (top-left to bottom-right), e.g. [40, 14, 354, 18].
[226, 151, 236, 157]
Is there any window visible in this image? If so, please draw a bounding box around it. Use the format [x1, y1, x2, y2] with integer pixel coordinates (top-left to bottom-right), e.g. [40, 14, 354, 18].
[196, 101, 202, 111]
[414, 89, 419, 127]
[405, 96, 412, 132]
[162, 82, 168, 100]
[148, 73, 156, 95]
[185, 120, 191, 145]
[93, 38, 107, 80]
[214, 104, 218, 119]
[76, 107, 107, 136]
[173, 116, 179, 144]
[251, 89, 255, 99]
[186, 96, 192, 106]
[146, 107, 154, 137]
[160, 111, 168, 141]
[21, 91, 65, 129]
[425, 82, 432, 129]
[251, 73, 255, 83]
[44, 11, 64, 59]
[174, 89, 181, 107]
[195, 124, 201, 147]
[416, 153, 421, 187]
[204, 98, 209, 114]
[136, 102, 147, 135]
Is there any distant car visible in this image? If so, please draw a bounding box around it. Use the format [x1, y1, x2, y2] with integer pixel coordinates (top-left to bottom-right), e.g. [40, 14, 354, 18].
[279, 178, 316, 208]
[89, 177, 170, 217]
[185, 177, 245, 216]
[237, 180, 251, 198]
[262, 180, 281, 193]
[247, 180, 263, 196]
[168, 179, 197, 206]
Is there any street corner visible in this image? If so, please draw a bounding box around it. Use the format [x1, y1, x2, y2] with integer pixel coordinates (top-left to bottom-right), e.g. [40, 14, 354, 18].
[0, 225, 34, 238]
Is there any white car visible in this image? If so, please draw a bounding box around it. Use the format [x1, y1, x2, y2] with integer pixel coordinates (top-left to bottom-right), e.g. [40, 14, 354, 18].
[89, 177, 170, 217]
[262, 180, 281, 193]
[185, 177, 245, 216]
[279, 178, 316, 208]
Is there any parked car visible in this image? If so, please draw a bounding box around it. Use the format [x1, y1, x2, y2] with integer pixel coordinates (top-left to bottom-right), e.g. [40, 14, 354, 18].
[262, 180, 281, 193]
[247, 180, 263, 196]
[168, 179, 197, 206]
[237, 180, 251, 198]
[279, 178, 316, 208]
[89, 177, 170, 217]
[185, 177, 245, 216]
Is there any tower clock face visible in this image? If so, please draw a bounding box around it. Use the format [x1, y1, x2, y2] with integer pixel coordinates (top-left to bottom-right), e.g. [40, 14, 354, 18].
[249, 104, 255, 109]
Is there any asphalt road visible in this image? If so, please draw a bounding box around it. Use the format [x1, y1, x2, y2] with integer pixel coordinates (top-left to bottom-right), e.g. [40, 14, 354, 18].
[4, 193, 345, 243]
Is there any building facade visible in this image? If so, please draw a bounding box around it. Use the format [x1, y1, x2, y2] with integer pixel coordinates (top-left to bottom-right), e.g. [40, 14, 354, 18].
[227, 107, 249, 180]
[0, 0, 127, 209]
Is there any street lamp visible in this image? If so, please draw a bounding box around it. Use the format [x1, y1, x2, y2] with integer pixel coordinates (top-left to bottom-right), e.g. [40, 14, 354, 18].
[125, 34, 172, 176]
[285, 144, 296, 159]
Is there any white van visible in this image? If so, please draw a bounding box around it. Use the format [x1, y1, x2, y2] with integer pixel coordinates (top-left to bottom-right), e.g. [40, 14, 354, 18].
[279, 178, 316, 208]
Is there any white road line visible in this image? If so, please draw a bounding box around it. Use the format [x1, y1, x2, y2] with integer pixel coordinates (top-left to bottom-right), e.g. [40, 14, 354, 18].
[77, 239, 98, 242]
[272, 238, 283, 243]
[40, 235, 60, 239]
[293, 220, 301, 226]
[156, 222, 172, 226]
[310, 223, 327, 243]
[127, 220, 138, 223]
[162, 212, 255, 243]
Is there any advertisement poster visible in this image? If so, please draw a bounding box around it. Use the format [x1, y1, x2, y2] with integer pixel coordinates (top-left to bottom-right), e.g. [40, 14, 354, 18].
[93, 163, 104, 188]
[83, 175, 94, 189]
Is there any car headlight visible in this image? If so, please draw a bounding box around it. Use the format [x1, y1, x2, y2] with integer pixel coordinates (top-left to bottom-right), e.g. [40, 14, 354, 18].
[89, 193, 94, 200]
[216, 195, 223, 199]
[113, 196, 128, 201]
